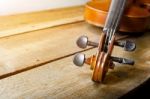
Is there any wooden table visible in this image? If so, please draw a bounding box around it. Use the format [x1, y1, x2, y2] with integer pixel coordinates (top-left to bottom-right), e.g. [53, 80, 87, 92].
[0, 6, 149, 99]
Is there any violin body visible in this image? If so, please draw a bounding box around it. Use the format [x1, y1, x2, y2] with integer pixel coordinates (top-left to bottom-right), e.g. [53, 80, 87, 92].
[85, 0, 150, 32]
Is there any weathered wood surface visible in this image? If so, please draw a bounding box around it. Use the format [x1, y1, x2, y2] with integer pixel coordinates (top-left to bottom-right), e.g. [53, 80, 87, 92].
[0, 6, 84, 37]
[0, 22, 100, 78]
[0, 5, 149, 99]
[0, 32, 149, 99]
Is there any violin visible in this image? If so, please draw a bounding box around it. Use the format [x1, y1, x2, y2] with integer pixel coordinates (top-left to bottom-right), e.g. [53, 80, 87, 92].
[73, 0, 150, 83]
[85, 0, 150, 32]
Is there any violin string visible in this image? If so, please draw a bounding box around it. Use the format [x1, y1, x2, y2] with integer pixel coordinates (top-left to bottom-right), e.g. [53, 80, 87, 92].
[103, 0, 116, 46]
[104, 0, 127, 50]
[107, 0, 120, 43]
[109, 0, 121, 43]
[108, 0, 120, 44]
[110, 0, 127, 42]
[112, 0, 127, 38]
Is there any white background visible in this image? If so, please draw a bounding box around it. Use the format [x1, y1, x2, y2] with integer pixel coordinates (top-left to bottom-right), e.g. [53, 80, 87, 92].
[0, 0, 89, 16]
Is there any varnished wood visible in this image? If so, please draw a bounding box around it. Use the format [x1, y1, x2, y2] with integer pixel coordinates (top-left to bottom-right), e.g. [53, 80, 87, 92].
[85, 0, 150, 32]
[82, 0, 150, 83]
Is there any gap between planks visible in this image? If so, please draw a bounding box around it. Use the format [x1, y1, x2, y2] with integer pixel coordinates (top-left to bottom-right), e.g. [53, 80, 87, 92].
[0, 21, 129, 80]
[0, 47, 95, 79]
[0, 6, 84, 38]
[0, 33, 149, 99]
[0, 22, 100, 79]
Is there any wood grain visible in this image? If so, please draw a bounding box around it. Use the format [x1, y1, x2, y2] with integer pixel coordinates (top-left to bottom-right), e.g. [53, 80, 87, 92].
[0, 33, 149, 99]
[0, 6, 84, 38]
[0, 22, 100, 78]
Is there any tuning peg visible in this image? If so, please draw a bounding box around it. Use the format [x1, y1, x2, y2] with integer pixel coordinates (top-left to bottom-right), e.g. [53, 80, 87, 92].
[76, 36, 98, 49]
[73, 53, 85, 67]
[111, 56, 134, 65]
[115, 40, 136, 51]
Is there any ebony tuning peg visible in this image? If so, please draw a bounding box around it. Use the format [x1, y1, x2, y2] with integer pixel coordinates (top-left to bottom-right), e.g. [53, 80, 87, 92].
[111, 56, 134, 65]
[73, 53, 85, 67]
[76, 36, 98, 49]
[115, 40, 136, 51]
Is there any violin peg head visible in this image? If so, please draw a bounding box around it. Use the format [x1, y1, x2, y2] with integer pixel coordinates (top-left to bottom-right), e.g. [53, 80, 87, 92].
[76, 36, 88, 49]
[115, 40, 136, 51]
[73, 53, 85, 67]
[124, 40, 136, 51]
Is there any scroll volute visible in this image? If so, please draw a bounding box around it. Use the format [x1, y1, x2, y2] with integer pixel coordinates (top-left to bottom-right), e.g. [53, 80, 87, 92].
[85, 33, 112, 82]
[92, 34, 116, 82]
[84, 33, 106, 70]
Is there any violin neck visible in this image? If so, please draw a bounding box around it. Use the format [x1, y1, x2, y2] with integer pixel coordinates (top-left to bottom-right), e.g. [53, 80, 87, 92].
[103, 0, 127, 35]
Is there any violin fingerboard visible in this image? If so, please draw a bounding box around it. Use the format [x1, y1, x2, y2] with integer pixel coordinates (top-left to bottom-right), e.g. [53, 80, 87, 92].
[103, 0, 127, 34]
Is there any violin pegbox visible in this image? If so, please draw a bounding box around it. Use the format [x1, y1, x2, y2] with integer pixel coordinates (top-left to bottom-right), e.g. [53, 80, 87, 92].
[73, 34, 136, 83]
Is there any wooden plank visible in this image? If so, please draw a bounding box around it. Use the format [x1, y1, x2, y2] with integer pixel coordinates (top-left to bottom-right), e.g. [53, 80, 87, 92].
[0, 6, 84, 38]
[0, 22, 100, 78]
[0, 33, 149, 99]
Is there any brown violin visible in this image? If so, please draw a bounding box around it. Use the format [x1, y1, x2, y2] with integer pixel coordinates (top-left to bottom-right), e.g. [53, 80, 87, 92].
[72, 0, 150, 83]
[85, 0, 150, 32]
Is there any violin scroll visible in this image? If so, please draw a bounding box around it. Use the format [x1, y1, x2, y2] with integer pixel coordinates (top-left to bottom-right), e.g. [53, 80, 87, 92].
[73, 34, 136, 83]
[73, 0, 140, 83]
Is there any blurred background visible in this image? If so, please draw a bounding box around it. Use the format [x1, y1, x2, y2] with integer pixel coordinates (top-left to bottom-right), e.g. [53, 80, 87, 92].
[0, 0, 89, 16]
